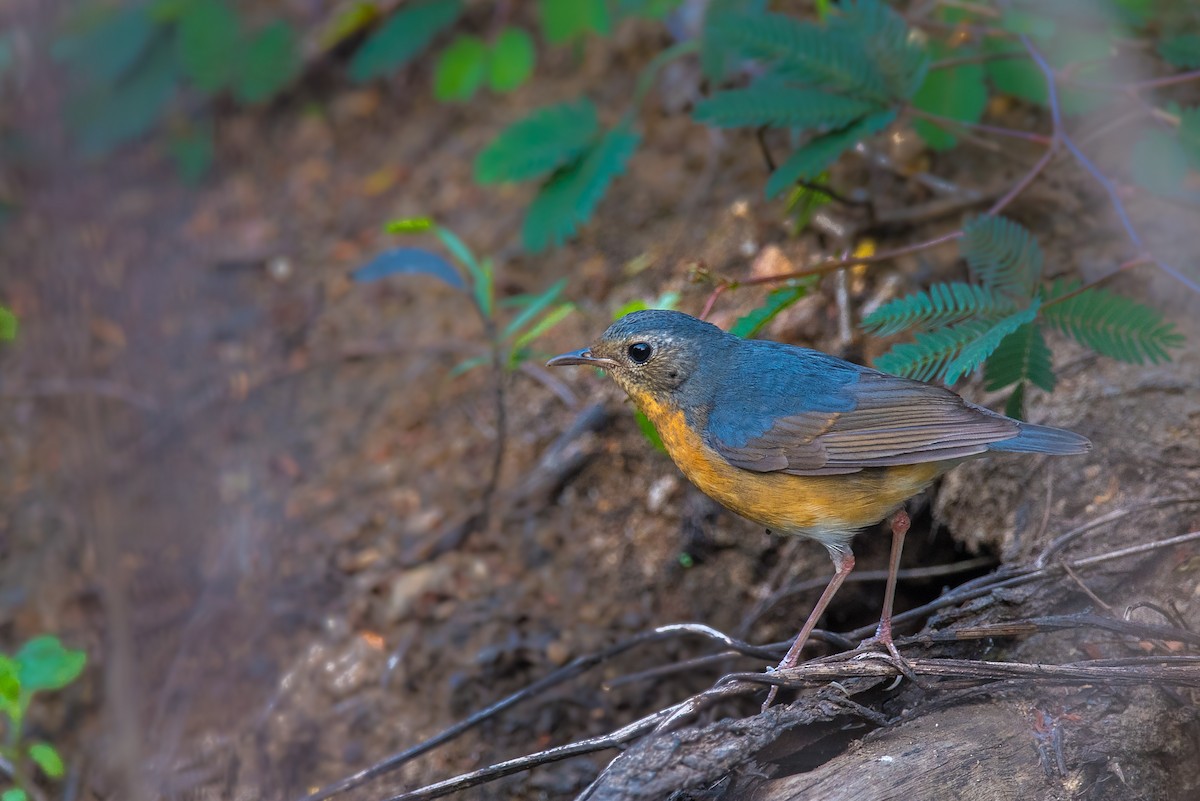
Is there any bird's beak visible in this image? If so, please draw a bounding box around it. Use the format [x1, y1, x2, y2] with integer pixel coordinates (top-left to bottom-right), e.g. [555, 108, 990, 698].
[546, 348, 618, 369]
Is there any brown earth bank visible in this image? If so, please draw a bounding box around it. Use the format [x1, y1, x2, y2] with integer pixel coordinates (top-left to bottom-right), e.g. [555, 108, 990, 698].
[1, 6, 1199, 801]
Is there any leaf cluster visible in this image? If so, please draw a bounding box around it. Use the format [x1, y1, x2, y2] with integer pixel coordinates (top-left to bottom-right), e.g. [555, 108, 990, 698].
[53, 0, 300, 170]
[0, 637, 87, 801]
[863, 217, 1183, 416]
[696, 0, 924, 198]
[353, 218, 574, 373]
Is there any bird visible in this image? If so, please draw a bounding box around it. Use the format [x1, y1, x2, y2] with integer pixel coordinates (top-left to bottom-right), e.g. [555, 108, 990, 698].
[547, 309, 1090, 707]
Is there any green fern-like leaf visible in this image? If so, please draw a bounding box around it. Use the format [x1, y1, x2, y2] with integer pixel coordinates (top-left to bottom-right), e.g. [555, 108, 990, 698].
[700, 0, 769, 80]
[861, 282, 1017, 337]
[703, 10, 891, 100]
[474, 100, 599, 184]
[694, 83, 877, 129]
[873, 319, 991, 382]
[1041, 288, 1184, 364]
[831, 0, 928, 99]
[960, 216, 1044, 296]
[765, 110, 895, 198]
[349, 0, 464, 82]
[1180, 106, 1200, 165]
[522, 125, 641, 252]
[1159, 33, 1200, 68]
[1003, 380, 1027, 419]
[730, 281, 815, 338]
[943, 301, 1040, 384]
[983, 321, 1056, 392]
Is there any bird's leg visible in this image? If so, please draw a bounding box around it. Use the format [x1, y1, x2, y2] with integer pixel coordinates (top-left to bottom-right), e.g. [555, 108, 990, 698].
[875, 508, 910, 655]
[860, 508, 921, 684]
[762, 549, 855, 711]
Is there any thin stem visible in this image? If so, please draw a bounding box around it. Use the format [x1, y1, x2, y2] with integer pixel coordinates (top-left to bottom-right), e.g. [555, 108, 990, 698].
[698, 232, 963, 320]
[1040, 254, 1154, 310]
[908, 107, 1054, 145]
[1021, 36, 1200, 295]
[987, 141, 1058, 216]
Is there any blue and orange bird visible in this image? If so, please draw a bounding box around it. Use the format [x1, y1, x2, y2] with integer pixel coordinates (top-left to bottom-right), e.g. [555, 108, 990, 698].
[548, 310, 1090, 705]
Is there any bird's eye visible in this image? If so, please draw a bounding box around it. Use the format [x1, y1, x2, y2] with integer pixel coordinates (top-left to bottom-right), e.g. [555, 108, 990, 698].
[627, 342, 653, 364]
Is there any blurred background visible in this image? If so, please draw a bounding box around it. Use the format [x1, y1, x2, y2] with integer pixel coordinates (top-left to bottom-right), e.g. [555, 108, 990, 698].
[0, 1, 1198, 799]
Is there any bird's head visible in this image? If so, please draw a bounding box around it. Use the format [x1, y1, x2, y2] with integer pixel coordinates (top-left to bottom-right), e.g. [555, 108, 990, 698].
[547, 310, 730, 405]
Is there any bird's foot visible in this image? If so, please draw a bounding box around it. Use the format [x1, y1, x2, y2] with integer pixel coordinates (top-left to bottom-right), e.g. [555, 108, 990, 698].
[859, 623, 922, 689]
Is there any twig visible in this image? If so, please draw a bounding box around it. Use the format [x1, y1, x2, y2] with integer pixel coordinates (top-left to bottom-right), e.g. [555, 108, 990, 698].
[726, 654, 1200, 690]
[1021, 37, 1200, 294]
[380, 706, 678, 801]
[296, 624, 776, 801]
[1034, 497, 1200, 567]
[738, 556, 997, 636]
[908, 108, 1054, 145]
[841, 528, 1200, 641]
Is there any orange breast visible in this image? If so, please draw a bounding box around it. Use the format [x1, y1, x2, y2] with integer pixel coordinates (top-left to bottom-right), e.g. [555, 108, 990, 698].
[631, 390, 946, 551]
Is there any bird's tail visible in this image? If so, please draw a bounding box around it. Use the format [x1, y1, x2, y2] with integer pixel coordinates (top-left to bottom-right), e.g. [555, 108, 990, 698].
[989, 421, 1091, 455]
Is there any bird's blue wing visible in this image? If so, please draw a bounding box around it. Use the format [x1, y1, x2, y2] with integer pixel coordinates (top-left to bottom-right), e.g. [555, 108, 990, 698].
[705, 344, 1020, 476]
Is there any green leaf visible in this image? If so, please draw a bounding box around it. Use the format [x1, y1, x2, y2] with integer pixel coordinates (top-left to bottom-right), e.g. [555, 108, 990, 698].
[68, 35, 178, 155]
[943, 301, 1041, 385]
[694, 83, 878, 129]
[832, 0, 928, 99]
[730, 284, 814, 338]
[960, 216, 1044, 296]
[487, 27, 535, 92]
[998, 8, 1056, 38]
[1042, 288, 1185, 364]
[474, 256, 494, 318]
[522, 125, 641, 251]
[538, 0, 610, 44]
[635, 409, 667, 453]
[352, 247, 466, 291]
[512, 302, 574, 354]
[1160, 34, 1200, 69]
[474, 100, 599, 184]
[615, 0, 684, 20]
[350, 0, 463, 82]
[983, 39, 1047, 105]
[765, 110, 895, 199]
[1130, 128, 1194, 199]
[0, 655, 20, 715]
[434, 227, 483, 285]
[703, 9, 890, 100]
[176, 0, 239, 93]
[1180, 107, 1200, 165]
[449, 354, 489, 377]
[16, 636, 86, 693]
[874, 320, 990, 382]
[912, 55, 988, 150]
[52, 5, 155, 85]
[503, 278, 567, 340]
[2, 788, 27, 801]
[1004, 380, 1027, 419]
[612, 291, 680, 319]
[984, 321, 1055, 393]
[861, 282, 1018, 337]
[700, 0, 769, 81]
[233, 21, 299, 104]
[0, 306, 17, 341]
[28, 742, 65, 780]
[386, 216, 435, 233]
[167, 125, 214, 184]
[785, 175, 835, 233]
[433, 34, 487, 102]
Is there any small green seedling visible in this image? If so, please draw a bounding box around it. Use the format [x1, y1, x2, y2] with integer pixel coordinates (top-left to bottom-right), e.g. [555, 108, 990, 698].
[0, 636, 86, 801]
